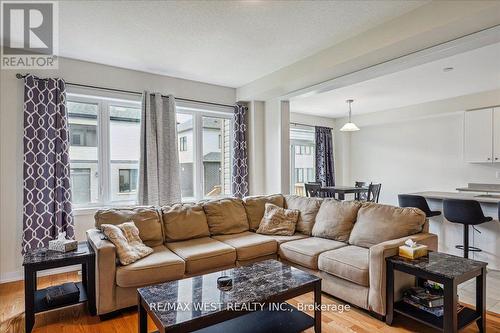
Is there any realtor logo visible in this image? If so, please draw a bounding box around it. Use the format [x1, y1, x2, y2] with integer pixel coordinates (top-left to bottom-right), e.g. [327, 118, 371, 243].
[1, 1, 58, 68]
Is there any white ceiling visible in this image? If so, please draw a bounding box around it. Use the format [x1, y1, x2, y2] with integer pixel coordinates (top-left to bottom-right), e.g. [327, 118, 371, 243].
[58, 0, 427, 88]
[291, 42, 500, 118]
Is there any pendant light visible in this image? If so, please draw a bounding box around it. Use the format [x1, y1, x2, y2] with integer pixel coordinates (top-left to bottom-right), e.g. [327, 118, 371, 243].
[340, 99, 360, 132]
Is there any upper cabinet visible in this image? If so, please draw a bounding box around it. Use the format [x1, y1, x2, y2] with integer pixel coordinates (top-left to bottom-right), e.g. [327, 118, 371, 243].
[464, 107, 498, 163]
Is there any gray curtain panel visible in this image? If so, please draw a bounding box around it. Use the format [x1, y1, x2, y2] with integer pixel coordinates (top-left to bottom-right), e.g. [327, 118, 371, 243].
[315, 126, 335, 187]
[138, 92, 181, 206]
[22, 74, 74, 253]
[232, 104, 249, 198]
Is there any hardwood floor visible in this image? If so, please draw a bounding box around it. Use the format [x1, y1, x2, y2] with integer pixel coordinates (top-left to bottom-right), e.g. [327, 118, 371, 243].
[1, 272, 499, 333]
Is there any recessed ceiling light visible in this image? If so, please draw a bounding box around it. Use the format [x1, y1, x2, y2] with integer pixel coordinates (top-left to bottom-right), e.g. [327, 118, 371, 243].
[443, 67, 454, 72]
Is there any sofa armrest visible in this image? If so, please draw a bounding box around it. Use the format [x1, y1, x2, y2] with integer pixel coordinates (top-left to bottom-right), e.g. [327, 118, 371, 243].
[368, 232, 438, 316]
[87, 228, 117, 315]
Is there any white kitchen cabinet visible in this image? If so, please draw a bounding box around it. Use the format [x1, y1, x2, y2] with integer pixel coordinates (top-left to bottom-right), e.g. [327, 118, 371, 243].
[494, 108, 500, 162]
[464, 108, 494, 163]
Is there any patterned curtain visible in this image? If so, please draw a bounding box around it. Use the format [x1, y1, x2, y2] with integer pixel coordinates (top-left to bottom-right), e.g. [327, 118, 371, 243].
[232, 104, 249, 198]
[315, 126, 335, 187]
[22, 74, 74, 253]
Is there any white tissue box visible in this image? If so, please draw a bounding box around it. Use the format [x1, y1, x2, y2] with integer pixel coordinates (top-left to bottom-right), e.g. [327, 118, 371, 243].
[399, 244, 428, 259]
[48, 238, 78, 252]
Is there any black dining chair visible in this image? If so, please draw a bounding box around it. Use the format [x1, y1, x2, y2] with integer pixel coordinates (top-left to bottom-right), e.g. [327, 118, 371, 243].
[317, 187, 337, 199]
[355, 181, 368, 201]
[304, 183, 321, 197]
[398, 194, 441, 217]
[367, 183, 381, 203]
[443, 199, 493, 259]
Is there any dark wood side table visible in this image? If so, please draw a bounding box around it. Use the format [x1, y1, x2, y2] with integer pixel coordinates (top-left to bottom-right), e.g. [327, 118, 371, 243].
[386, 252, 487, 333]
[23, 241, 96, 333]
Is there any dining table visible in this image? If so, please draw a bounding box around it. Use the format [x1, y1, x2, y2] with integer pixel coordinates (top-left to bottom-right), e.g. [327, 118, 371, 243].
[321, 186, 369, 200]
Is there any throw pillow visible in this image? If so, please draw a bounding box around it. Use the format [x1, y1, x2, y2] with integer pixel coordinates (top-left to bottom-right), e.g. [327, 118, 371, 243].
[312, 200, 362, 241]
[256, 203, 299, 236]
[101, 222, 153, 265]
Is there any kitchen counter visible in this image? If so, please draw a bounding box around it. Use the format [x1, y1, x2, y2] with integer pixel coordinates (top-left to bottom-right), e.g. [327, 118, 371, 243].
[412, 191, 500, 204]
[411, 191, 499, 270]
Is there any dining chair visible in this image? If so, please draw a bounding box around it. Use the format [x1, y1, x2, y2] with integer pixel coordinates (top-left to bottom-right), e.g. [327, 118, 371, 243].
[317, 187, 337, 199]
[367, 183, 382, 203]
[355, 181, 368, 200]
[304, 183, 321, 197]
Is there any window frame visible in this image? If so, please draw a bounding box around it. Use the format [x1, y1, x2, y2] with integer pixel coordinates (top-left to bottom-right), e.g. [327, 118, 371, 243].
[67, 93, 142, 210]
[176, 105, 234, 202]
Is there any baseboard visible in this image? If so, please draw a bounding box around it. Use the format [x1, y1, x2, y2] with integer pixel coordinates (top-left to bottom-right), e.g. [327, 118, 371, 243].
[0, 265, 81, 284]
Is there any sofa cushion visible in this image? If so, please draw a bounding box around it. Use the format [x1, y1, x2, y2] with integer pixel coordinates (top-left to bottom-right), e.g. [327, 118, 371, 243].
[212, 231, 278, 261]
[115, 245, 185, 288]
[203, 198, 249, 235]
[278, 237, 346, 269]
[166, 237, 236, 274]
[312, 200, 362, 242]
[349, 203, 426, 248]
[261, 233, 309, 244]
[94, 207, 163, 247]
[243, 194, 285, 230]
[284, 195, 322, 235]
[318, 245, 369, 287]
[161, 203, 210, 242]
[256, 203, 299, 236]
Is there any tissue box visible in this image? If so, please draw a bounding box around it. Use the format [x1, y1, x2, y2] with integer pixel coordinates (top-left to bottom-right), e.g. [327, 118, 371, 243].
[399, 244, 428, 259]
[48, 238, 78, 252]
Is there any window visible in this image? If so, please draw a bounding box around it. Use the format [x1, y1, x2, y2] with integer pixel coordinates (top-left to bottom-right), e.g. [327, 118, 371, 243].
[68, 95, 141, 208]
[290, 124, 316, 196]
[70, 168, 91, 204]
[69, 124, 97, 147]
[179, 136, 187, 151]
[177, 107, 233, 201]
[119, 169, 138, 193]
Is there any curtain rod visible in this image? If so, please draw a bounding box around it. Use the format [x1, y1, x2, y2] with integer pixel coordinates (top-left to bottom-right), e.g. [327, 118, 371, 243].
[15, 73, 235, 109]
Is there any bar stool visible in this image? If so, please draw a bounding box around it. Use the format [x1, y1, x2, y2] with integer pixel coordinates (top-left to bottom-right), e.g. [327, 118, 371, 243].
[443, 199, 492, 258]
[398, 194, 441, 217]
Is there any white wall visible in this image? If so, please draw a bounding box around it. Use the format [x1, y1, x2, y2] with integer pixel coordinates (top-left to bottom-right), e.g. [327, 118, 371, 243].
[0, 57, 235, 282]
[334, 89, 500, 268]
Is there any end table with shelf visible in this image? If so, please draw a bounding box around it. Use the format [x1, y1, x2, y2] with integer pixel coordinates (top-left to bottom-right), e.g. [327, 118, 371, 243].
[22, 241, 96, 333]
[386, 252, 487, 333]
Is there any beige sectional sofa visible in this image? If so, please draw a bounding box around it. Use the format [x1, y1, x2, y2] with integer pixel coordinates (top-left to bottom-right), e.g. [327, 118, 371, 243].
[86, 194, 437, 318]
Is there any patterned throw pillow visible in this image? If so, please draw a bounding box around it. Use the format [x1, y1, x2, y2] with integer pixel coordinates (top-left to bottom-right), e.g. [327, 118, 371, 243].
[256, 203, 299, 236]
[101, 222, 153, 265]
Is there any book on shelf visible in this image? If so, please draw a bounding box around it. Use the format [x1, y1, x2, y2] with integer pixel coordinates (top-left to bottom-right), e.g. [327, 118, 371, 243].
[402, 297, 465, 317]
[403, 286, 443, 308]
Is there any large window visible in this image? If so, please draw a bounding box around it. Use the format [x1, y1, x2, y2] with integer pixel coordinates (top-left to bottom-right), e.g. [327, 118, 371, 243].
[177, 107, 233, 201]
[290, 124, 316, 196]
[68, 94, 141, 208]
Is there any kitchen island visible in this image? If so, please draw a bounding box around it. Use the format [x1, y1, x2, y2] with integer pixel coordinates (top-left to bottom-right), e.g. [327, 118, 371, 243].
[411, 191, 500, 270]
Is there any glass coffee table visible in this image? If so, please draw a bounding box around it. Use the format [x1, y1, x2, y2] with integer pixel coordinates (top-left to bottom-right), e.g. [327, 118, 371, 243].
[137, 259, 321, 333]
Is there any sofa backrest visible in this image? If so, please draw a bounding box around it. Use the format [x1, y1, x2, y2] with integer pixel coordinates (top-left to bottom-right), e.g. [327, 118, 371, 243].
[284, 195, 323, 235]
[242, 194, 285, 231]
[312, 199, 362, 242]
[160, 203, 210, 242]
[348, 202, 427, 248]
[94, 207, 164, 247]
[202, 197, 249, 235]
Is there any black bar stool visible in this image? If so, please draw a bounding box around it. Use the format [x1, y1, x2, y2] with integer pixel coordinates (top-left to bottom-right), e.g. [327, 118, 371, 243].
[398, 194, 441, 217]
[443, 199, 492, 258]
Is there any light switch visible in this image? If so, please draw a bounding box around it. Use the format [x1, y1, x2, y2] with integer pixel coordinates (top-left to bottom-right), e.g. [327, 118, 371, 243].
[497, 171, 500, 179]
